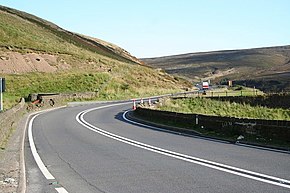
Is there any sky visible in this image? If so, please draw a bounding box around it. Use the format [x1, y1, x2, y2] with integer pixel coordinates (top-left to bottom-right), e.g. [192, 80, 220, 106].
[1, 0, 290, 58]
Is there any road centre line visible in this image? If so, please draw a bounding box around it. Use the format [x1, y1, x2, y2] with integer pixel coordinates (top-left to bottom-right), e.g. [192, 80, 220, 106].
[55, 187, 69, 193]
[76, 102, 290, 189]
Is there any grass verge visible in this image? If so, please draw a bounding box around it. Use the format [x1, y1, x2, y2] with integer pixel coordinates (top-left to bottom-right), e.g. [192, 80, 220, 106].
[157, 97, 290, 121]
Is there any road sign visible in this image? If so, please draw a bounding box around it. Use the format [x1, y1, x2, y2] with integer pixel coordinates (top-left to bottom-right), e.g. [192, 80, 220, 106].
[0, 77, 4, 111]
[1, 78, 5, 92]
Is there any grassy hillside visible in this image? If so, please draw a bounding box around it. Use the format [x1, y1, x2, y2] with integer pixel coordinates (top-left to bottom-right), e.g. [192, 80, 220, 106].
[0, 6, 191, 110]
[3, 66, 186, 102]
[0, 5, 139, 64]
[142, 46, 290, 92]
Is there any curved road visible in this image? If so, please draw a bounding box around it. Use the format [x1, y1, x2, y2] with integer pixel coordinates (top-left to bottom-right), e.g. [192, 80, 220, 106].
[25, 101, 290, 193]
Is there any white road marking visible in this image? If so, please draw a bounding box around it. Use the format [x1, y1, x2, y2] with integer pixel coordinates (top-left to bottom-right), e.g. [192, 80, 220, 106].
[55, 187, 69, 193]
[28, 114, 55, 180]
[76, 103, 290, 189]
[122, 111, 230, 144]
[28, 110, 70, 193]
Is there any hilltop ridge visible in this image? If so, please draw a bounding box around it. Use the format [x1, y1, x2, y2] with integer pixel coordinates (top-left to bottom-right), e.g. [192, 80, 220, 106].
[142, 46, 290, 92]
[0, 5, 142, 66]
[0, 5, 190, 106]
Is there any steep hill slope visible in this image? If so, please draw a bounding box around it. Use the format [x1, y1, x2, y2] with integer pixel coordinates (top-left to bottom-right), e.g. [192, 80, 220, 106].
[0, 5, 141, 66]
[142, 46, 290, 92]
[0, 5, 190, 108]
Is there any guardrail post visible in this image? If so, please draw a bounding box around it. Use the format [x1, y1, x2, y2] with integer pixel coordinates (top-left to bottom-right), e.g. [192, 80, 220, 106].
[140, 98, 144, 105]
[132, 99, 136, 110]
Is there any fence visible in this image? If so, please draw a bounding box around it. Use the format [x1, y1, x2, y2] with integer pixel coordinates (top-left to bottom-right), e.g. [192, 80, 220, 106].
[172, 90, 261, 99]
[134, 107, 290, 143]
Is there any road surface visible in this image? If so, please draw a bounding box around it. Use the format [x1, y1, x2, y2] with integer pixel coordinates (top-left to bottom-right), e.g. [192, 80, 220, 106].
[25, 101, 290, 193]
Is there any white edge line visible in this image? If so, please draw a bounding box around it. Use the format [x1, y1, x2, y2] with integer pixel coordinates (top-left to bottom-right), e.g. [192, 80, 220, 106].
[122, 111, 230, 144]
[76, 103, 290, 189]
[28, 113, 55, 180]
[20, 115, 28, 193]
[122, 111, 290, 182]
[28, 107, 70, 193]
[124, 108, 289, 154]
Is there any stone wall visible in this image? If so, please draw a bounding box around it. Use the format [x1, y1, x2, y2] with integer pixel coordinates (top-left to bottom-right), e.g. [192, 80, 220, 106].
[134, 107, 290, 143]
[0, 91, 98, 146]
[0, 98, 25, 147]
[28, 92, 98, 102]
[59, 92, 98, 100]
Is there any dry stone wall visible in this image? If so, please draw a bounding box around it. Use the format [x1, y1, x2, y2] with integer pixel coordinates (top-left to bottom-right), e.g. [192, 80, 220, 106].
[0, 98, 25, 147]
[134, 107, 290, 143]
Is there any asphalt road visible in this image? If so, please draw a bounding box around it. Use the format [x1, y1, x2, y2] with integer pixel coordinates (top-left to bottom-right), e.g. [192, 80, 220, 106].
[25, 101, 290, 193]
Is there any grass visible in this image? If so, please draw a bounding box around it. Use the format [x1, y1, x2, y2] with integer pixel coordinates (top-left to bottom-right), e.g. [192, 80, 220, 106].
[0, 10, 81, 55]
[0, 7, 135, 63]
[0, 6, 192, 110]
[4, 72, 110, 96]
[156, 97, 290, 121]
[0, 125, 15, 150]
[0, 64, 187, 111]
[0, 64, 189, 110]
[2, 93, 21, 110]
[142, 44, 290, 93]
[196, 86, 264, 98]
[137, 97, 290, 149]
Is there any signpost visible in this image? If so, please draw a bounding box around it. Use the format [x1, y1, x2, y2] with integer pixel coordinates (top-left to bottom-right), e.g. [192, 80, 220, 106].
[0, 77, 5, 111]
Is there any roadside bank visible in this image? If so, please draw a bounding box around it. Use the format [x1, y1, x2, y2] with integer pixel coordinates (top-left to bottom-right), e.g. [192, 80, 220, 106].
[128, 107, 290, 153]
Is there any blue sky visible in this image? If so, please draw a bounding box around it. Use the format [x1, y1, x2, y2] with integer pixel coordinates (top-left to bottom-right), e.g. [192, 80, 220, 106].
[1, 0, 290, 58]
